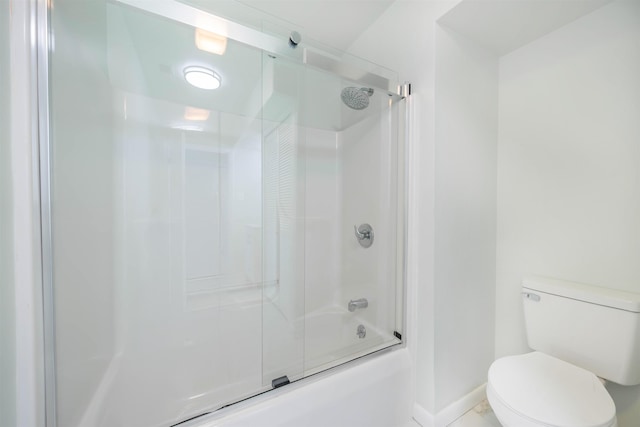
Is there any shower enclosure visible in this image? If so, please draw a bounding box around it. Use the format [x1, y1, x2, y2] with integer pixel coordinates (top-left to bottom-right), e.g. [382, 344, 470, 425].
[41, 1, 407, 426]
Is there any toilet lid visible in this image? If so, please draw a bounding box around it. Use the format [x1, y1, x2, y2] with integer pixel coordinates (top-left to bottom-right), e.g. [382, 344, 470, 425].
[488, 352, 616, 427]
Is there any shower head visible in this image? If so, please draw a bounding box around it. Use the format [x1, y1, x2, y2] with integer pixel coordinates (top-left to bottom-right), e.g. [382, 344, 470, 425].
[341, 87, 374, 110]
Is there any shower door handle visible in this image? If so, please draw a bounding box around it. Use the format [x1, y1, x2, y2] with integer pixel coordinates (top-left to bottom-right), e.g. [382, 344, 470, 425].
[354, 224, 374, 248]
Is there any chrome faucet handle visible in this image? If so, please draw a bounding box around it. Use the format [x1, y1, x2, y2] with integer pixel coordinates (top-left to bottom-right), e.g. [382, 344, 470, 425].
[353, 224, 374, 248]
[354, 225, 367, 239]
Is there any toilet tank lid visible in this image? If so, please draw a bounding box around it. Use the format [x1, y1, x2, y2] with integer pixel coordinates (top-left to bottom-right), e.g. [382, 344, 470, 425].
[522, 275, 640, 313]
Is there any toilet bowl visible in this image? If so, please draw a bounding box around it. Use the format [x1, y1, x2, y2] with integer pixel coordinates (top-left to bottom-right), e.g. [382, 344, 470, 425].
[487, 352, 617, 427]
[486, 276, 640, 427]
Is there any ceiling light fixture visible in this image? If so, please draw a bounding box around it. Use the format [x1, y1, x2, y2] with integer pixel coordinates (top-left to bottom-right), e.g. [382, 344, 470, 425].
[184, 66, 221, 90]
[195, 28, 227, 55]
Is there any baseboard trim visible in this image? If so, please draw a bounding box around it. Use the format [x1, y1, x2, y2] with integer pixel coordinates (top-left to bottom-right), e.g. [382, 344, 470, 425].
[436, 383, 486, 426]
[413, 402, 434, 427]
[412, 383, 487, 427]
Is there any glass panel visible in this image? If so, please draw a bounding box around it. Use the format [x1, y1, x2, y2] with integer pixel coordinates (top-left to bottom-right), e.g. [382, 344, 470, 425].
[50, 1, 268, 425]
[297, 68, 404, 376]
[47, 0, 404, 426]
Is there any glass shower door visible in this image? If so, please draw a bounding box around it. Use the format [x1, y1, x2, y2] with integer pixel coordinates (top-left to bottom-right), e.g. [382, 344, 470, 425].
[47, 1, 279, 425]
[44, 1, 404, 426]
[294, 65, 405, 376]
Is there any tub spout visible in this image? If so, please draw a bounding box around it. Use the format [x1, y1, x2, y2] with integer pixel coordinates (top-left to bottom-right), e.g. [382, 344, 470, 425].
[348, 298, 368, 312]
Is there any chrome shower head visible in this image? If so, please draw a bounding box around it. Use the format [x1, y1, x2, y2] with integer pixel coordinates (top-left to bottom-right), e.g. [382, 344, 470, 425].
[341, 87, 374, 110]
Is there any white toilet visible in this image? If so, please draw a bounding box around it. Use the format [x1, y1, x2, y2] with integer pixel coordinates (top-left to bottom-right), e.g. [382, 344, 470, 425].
[487, 275, 640, 427]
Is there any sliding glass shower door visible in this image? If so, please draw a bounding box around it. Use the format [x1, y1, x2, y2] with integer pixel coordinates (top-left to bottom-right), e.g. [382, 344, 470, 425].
[44, 1, 405, 426]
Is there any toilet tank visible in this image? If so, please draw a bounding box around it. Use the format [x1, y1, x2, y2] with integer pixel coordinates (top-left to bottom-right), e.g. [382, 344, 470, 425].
[522, 275, 640, 386]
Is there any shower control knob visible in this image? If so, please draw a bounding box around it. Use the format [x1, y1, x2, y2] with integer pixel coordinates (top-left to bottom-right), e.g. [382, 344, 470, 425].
[354, 224, 374, 248]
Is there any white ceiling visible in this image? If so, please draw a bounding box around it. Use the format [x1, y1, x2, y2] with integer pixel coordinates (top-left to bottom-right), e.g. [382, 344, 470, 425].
[438, 0, 614, 56]
[232, 0, 615, 56]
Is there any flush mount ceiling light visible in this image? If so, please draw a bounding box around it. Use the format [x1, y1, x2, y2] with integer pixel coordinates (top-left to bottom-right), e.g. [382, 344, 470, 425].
[184, 66, 221, 90]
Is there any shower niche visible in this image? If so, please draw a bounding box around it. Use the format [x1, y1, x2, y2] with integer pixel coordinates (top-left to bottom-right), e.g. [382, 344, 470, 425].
[44, 1, 407, 426]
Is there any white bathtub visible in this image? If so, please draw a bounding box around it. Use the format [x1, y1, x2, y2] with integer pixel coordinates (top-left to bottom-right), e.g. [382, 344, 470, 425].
[181, 347, 413, 427]
[303, 306, 398, 375]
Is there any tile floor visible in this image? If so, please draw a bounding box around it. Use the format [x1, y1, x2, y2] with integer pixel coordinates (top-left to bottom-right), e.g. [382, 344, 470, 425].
[404, 399, 502, 427]
[447, 401, 501, 427]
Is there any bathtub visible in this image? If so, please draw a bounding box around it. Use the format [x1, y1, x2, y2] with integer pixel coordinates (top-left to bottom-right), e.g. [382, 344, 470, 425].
[180, 347, 413, 427]
[303, 306, 399, 375]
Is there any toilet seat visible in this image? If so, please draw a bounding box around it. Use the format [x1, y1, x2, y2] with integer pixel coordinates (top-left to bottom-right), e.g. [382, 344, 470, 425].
[487, 352, 616, 427]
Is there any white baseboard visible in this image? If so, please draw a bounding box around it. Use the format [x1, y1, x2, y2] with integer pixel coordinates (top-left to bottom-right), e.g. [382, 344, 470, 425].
[435, 383, 487, 426]
[413, 402, 434, 427]
[412, 383, 487, 427]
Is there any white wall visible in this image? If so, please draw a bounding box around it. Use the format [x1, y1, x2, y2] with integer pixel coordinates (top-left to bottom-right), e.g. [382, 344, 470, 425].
[352, 1, 640, 425]
[349, 1, 442, 414]
[433, 25, 498, 413]
[349, 1, 500, 421]
[496, 1, 640, 425]
[349, 1, 504, 421]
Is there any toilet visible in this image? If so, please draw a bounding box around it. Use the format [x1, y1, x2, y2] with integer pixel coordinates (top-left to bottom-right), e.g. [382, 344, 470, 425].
[487, 275, 640, 427]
